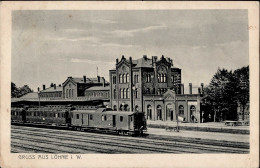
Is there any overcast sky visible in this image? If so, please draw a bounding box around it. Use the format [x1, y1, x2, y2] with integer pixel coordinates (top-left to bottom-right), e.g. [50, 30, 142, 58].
[12, 10, 249, 91]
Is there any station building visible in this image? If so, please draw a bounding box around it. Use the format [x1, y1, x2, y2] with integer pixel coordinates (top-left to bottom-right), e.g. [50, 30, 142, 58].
[109, 55, 204, 123]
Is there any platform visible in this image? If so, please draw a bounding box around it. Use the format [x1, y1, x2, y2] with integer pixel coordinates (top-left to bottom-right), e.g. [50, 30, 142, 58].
[147, 121, 250, 134]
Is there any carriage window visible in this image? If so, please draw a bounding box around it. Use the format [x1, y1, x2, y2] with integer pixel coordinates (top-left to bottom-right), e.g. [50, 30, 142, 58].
[90, 115, 93, 120]
[76, 114, 79, 119]
[120, 116, 123, 122]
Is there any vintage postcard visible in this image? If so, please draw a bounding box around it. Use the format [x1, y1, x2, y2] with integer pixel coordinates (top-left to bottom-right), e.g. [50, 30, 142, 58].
[0, 1, 259, 168]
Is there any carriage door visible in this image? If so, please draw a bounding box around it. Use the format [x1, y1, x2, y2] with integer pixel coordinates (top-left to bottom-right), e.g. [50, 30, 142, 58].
[112, 115, 116, 127]
[129, 115, 133, 130]
[83, 114, 89, 126]
[22, 110, 26, 122]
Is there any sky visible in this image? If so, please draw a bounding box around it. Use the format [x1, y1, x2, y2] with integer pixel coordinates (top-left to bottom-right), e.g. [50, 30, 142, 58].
[12, 10, 249, 91]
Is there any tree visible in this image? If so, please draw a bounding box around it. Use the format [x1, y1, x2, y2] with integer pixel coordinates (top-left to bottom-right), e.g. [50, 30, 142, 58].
[11, 82, 33, 98]
[204, 66, 249, 121]
[233, 66, 249, 120]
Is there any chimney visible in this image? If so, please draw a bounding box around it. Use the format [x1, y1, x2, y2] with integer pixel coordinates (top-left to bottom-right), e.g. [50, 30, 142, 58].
[129, 56, 132, 63]
[97, 76, 100, 83]
[116, 58, 119, 64]
[189, 83, 192, 94]
[181, 84, 184, 94]
[37, 87, 40, 92]
[50, 83, 54, 87]
[58, 84, 61, 87]
[201, 83, 204, 94]
[122, 55, 125, 60]
[43, 85, 46, 90]
[83, 75, 86, 83]
[198, 88, 201, 94]
[54, 84, 56, 90]
[143, 55, 147, 60]
[102, 77, 105, 87]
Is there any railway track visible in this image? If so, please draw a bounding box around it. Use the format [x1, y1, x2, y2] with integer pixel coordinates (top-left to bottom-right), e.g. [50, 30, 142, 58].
[11, 125, 249, 153]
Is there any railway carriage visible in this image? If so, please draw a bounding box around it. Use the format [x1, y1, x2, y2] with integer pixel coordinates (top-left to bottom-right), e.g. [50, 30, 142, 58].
[11, 108, 24, 122]
[70, 108, 147, 135]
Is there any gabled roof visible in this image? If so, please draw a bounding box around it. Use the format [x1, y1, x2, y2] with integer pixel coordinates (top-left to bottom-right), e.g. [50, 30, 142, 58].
[19, 92, 39, 99]
[41, 86, 62, 92]
[63, 76, 109, 86]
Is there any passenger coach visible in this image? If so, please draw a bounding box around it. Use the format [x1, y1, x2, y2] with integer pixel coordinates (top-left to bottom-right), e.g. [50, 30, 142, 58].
[70, 108, 147, 135]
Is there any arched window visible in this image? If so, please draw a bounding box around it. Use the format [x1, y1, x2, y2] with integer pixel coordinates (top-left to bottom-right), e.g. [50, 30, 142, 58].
[119, 89, 122, 99]
[190, 105, 196, 115]
[171, 75, 174, 83]
[161, 74, 164, 83]
[163, 74, 167, 83]
[135, 105, 139, 112]
[119, 74, 122, 83]
[135, 88, 138, 98]
[69, 89, 71, 98]
[157, 105, 162, 120]
[72, 89, 74, 97]
[158, 74, 161, 83]
[157, 88, 161, 95]
[123, 88, 127, 99]
[113, 105, 117, 111]
[126, 88, 129, 99]
[147, 105, 152, 120]
[136, 75, 139, 83]
[113, 89, 116, 99]
[122, 74, 125, 83]
[148, 74, 151, 82]
[66, 89, 68, 98]
[147, 88, 150, 94]
[124, 104, 128, 111]
[179, 105, 184, 116]
[126, 73, 129, 83]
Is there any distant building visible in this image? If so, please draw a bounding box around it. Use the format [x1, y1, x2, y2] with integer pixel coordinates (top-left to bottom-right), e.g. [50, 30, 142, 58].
[109, 55, 204, 123]
[39, 84, 62, 99]
[62, 76, 109, 99]
[85, 85, 110, 100]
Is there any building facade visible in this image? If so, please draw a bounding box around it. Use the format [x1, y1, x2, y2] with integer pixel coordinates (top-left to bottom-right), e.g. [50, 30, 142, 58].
[109, 55, 203, 123]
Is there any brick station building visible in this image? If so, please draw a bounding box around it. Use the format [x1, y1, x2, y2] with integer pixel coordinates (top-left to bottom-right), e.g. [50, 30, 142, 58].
[109, 55, 204, 123]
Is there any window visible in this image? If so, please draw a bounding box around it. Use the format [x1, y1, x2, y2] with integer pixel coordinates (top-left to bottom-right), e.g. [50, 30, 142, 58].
[122, 74, 125, 83]
[171, 75, 174, 83]
[147, 88, 150, 94]
[147, 105, 152, 120]
[90, 114, 93, 120]
[157, 88, 161, 95]
[123, 88, 125, 99]
[104, 115, 107, 121]
[163, 74, 167, 83]
[76, 114, 79, 119]
[126, 88, 129, 99]
[119, 74, 122, 83]
[158, 74, 161, 83]
[130, 116, 133, 121]
[113, 105, 117, 111]
[135, 88, 138, 98]
[102, 115, 104, 121]
[114, 89, 116, 99]
[136, 75, 139, 83]
[126, 73, 129, 83]
[72, 89, 74, 97]
[146, 74, 151, 83]
[190, 105, 196, 115]
[179, 105, 184, 115]
[120, 89, 123, 99]
[113, 76, 116, 84]
[157, 105, 162, 120]
[120, 116, 123, 122]
[58, 113, 60, 117]
[69, 89, 71, 98]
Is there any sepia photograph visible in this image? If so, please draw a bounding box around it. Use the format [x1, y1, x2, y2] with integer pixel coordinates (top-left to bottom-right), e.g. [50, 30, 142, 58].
[0, 1, 259, 168]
